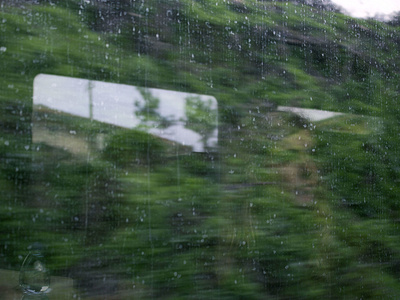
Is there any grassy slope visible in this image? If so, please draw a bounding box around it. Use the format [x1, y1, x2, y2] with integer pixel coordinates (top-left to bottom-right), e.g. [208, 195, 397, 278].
[1, 0, 400, 298]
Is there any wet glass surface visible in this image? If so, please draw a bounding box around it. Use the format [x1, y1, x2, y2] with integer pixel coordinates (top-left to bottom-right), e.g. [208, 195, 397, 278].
[1, 0, 400, 299]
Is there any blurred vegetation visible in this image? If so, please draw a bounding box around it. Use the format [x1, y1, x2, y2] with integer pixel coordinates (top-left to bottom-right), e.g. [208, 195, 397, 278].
[1, 0, 400, 298]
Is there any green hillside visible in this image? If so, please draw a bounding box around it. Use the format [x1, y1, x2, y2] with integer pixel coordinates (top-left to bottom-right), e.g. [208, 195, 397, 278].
[1, 0, 400, 298]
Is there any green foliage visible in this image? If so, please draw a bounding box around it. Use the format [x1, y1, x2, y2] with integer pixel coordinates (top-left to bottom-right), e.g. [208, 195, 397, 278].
[103, 129, 166, 167]
[1, 0, 400, 298]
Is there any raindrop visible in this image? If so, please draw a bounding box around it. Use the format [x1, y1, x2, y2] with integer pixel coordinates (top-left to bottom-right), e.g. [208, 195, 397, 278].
[19, 243, 50, 295]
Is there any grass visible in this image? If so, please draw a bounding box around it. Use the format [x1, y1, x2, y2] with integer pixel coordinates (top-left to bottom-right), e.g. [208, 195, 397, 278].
[2, 0, 400, 298]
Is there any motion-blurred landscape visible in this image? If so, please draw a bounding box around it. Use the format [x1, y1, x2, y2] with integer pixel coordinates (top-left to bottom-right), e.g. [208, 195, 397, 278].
[2, 0, 400, 298]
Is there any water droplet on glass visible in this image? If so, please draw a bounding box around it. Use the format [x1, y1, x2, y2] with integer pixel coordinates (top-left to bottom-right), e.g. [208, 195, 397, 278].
[19, 243, 50, 296]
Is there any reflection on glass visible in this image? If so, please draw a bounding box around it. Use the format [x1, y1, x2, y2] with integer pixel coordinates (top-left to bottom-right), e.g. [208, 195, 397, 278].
[33, 74, 218, 153]
[277, 106, 343, 122]
[29, 74, 220, 299]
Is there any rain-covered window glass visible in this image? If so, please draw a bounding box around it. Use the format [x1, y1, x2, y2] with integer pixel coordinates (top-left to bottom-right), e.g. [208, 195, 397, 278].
[1, 0, 400, 298]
